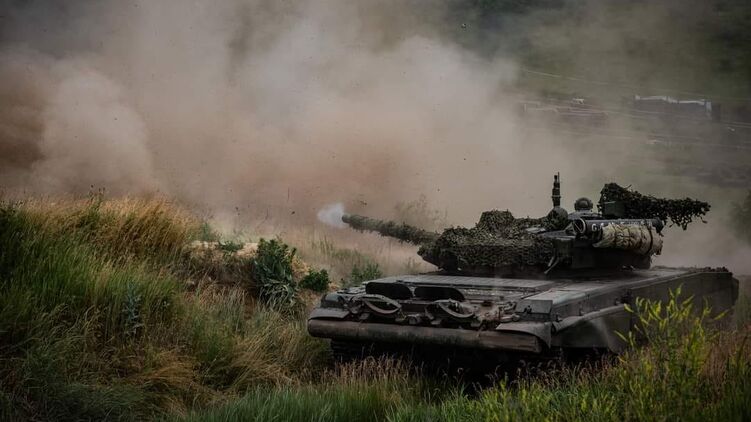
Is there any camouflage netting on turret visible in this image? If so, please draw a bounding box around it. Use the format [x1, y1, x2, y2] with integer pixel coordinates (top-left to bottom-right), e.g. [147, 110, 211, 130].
[418, 210, 563, 271]
[599, 183, 710, 229]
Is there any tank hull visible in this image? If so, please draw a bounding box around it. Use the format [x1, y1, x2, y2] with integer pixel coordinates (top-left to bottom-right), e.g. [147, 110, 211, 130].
[307, 268, 738, 361]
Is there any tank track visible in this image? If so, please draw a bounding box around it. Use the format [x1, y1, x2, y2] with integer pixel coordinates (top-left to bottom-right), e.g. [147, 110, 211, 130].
[329, 340, 571, 376]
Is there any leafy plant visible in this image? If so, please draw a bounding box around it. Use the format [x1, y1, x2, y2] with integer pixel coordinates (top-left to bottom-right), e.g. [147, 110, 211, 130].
[123, 281, 144, 338]
[251, 238, 299, 310]
[299, 269, 330, 292]
[347, 262, 383, 287]
[615, 287, 725, 420]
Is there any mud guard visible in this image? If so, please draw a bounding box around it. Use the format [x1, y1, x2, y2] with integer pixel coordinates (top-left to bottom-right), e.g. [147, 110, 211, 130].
[551, 305, 630, 352]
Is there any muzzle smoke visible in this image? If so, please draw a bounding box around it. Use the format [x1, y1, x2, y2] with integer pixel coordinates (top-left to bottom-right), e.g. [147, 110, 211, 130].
[317, 203, 347, 229]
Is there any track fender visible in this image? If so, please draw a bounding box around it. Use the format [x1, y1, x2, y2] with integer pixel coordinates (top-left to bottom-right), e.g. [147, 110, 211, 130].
[494, 321, 552, 348]
[551, 305, 630, 352]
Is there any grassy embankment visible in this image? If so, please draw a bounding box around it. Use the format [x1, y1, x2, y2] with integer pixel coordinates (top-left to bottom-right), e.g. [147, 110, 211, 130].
[0, 197, 749, 421]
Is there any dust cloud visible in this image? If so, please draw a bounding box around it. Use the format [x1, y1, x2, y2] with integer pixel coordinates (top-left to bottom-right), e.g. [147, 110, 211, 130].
[0, 1, 619, 220]
[0, 0, 748, 273]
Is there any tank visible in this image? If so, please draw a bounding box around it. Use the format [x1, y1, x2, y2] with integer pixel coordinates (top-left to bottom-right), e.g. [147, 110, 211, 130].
[307, 175, 738, 366]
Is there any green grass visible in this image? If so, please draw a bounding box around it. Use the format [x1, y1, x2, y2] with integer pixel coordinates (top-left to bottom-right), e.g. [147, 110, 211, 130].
[177, 288, 751, 422]
[307, 237, 376, 279]
[180, 288, 751, 422]
[0, 199, 330, 420]
[347, 262, 383, 288]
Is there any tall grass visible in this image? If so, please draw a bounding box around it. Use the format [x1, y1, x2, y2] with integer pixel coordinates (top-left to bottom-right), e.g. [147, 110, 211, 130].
[186, 291, 751, 422]
[0, 199, 330, 420]
[303, 236, 423, 285]
[2, 197, 749, 421]
[181, 358, 442, 422]
[19, 195, 202, 265]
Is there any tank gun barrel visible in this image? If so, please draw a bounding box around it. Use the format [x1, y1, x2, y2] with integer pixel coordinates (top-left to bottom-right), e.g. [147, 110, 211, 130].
[342, 214, 439, 245]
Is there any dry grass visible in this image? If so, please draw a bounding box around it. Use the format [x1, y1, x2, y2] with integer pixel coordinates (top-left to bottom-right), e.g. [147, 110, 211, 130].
[0, 197, 336, 420]
[18, 195, 204, 265]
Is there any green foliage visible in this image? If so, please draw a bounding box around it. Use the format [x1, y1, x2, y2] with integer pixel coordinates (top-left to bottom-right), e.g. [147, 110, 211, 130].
[734, 287, 751, 328]
[182, 384, 398, 422]
[0, 203, 180, 349]
[0, 201, 329, 420]
[180, 359, 437, 422]
[251, 238, 300, 310]
[614, 288, 721, 420]
[3, 198, 750, 421]
[299, 269, 330, 292]
[393, 289, 750, 422]
[188, 289, 751, 421]
[0, 202, 179, 419]
[731, 190, 751, 245]
[347, 262, 383, 287]
[217, 239, 244, 253]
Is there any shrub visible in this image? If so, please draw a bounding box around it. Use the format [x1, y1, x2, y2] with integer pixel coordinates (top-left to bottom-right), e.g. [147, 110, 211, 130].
[251, 238, 299, 310]
[299, 269, 330, 292]
[347, 262, 383, 287]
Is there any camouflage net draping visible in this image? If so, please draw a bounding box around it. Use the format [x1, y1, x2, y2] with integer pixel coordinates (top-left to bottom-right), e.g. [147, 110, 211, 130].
[418, 210, 558, 270]
[599, 183, 710, 229]
[343, 183, 711, 272]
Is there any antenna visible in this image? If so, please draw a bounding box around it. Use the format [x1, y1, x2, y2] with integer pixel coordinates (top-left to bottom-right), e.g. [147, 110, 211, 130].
[552, 173, 561, 208]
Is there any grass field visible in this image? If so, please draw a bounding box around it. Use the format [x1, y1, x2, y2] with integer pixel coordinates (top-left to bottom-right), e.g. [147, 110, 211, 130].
[0, 197, 749, 421]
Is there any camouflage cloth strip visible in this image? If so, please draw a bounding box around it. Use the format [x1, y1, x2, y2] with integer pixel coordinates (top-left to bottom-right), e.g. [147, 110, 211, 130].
[593, 224, 663, 255]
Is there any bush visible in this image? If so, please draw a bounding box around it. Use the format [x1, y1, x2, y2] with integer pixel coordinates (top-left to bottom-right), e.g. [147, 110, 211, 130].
[299, 269, 330, 292]
[347, 262, 383, 287]
[251, 238, 299, 310]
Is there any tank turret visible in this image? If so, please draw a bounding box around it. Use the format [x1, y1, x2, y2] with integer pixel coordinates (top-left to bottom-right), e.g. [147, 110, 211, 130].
[341, 174, 710, 276]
